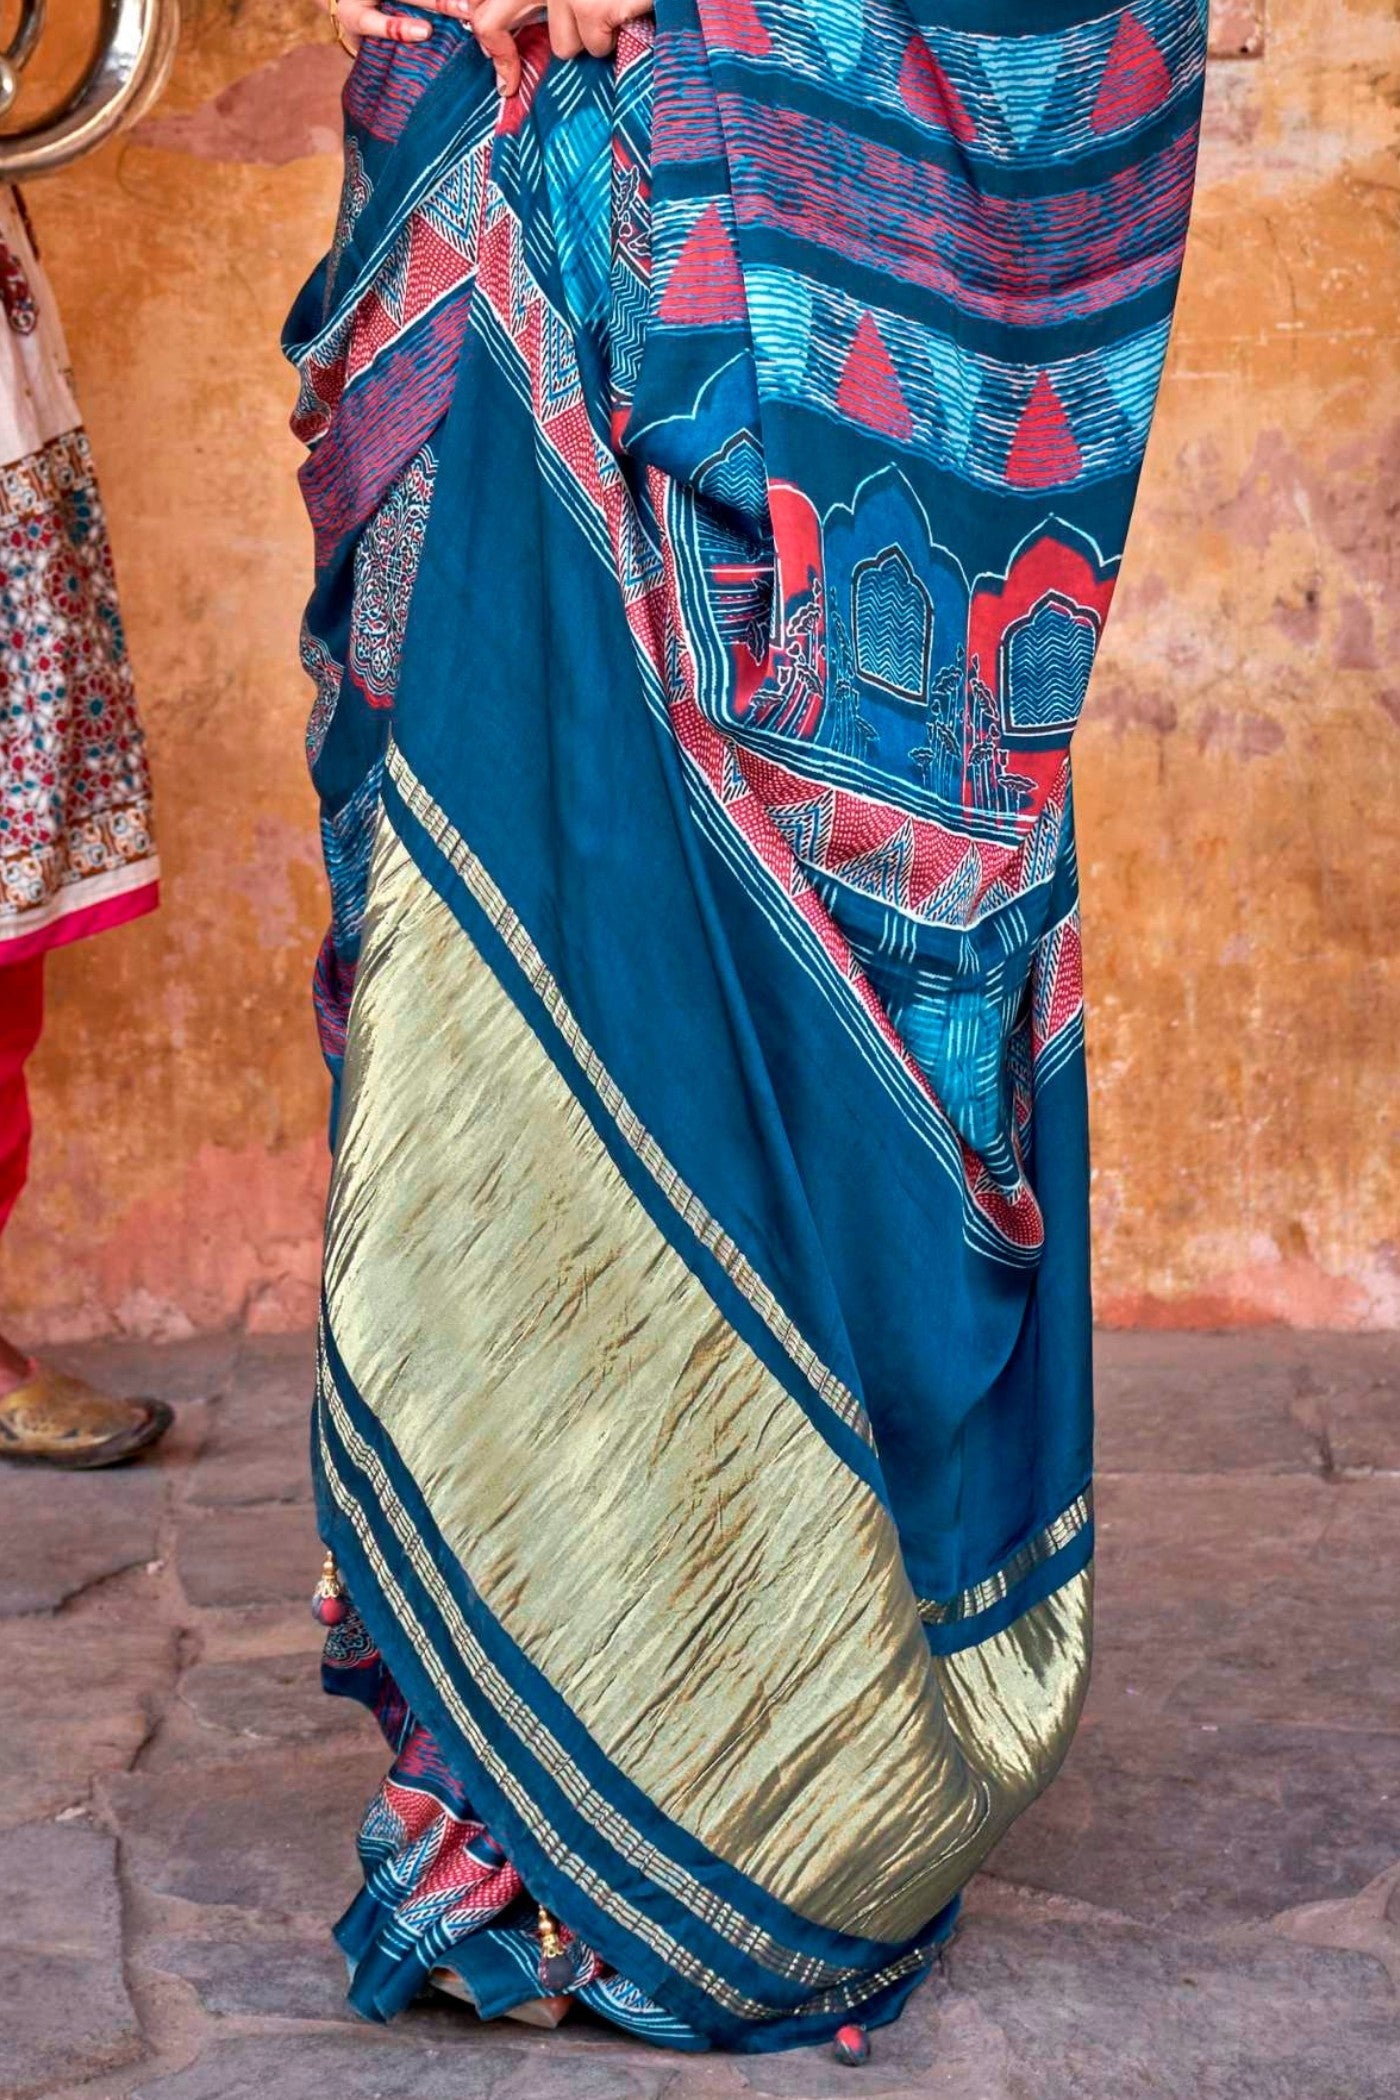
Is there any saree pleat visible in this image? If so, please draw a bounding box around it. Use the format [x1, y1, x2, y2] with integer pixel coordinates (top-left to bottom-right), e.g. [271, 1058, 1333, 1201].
[286, 0, 1203, 2050]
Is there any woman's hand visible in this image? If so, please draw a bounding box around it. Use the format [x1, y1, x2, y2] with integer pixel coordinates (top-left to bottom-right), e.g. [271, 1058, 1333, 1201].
[473, 0, 654, 93]
[329, 0, 653, 98]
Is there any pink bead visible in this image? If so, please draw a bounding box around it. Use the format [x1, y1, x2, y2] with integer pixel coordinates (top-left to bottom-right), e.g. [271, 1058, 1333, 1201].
[833, 2023, 870, 2066]
[313, 1594, 349, 1626]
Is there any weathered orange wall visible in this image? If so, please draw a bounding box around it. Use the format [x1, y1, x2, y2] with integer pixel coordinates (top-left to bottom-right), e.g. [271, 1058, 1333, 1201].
[1, 0, 1395, 1343]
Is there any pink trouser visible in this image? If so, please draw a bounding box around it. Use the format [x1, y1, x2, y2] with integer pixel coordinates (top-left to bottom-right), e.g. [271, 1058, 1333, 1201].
[0, 953, 43, 1238]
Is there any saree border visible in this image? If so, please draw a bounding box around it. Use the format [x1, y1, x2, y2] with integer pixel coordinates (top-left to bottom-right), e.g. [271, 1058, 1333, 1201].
[919, 1488, 1094, 1645]
[314, 1326, 960, 2048]
[384, 731, 1097, 1631]
[384, 735, 880, 1469]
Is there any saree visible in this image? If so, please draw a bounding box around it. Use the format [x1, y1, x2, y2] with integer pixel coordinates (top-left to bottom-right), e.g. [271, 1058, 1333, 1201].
[286, 0, 1204, 2052]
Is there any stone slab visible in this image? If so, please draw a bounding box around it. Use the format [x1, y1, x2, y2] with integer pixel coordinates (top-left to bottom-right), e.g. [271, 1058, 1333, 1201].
[987, 1715, 1400, 1929]
[0, 1822, 141, 2096]
[144, 1648, 370, 1770]
[943, 1880, 1400, 2100]
[128, 2030, 670, 2100]
[143, 1924, 358, 2023]
[1295, 1333, 1400, 1474]
[1091, 1472, 1400, 1731]
[188, 1332, 317, 1508]
[0, 1601, 174, 1827]
[176, 1497, 322, 1609]
[0, 1457, 167, 1616]
[45, 1333, 238, 1410]
[108, 1742, 385, 1918]
[140, 1647, 371, 1774]
[1095, 1329, 1322, 1476]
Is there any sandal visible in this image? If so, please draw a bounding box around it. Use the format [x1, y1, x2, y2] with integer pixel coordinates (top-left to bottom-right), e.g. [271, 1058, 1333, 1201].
[0, 1362, 173, 1468]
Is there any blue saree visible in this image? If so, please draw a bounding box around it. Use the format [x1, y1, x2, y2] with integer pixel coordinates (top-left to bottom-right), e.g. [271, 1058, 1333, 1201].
[286, 0, 1204, 2053]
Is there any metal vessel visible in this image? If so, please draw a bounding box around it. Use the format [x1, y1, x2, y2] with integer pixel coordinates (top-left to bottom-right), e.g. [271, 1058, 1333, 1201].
[0, 0, 180, 178]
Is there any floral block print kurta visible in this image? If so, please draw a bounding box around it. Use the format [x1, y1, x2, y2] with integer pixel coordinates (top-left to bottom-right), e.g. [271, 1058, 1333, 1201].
[0, 188, 157, 967]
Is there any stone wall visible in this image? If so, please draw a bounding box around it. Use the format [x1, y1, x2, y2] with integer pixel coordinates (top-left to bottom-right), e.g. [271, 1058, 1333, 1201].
[2, 0, 1396, 1340]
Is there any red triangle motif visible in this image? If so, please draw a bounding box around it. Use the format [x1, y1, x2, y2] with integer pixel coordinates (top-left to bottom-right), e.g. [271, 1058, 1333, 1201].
[658, 205, 748, 328]
[836, 314, 913, 442]
[404, 217, 468, 316]
[1005, 372, 1082, 489]
[1090, 12, 1173, 134]
[898, 41, 977, 145]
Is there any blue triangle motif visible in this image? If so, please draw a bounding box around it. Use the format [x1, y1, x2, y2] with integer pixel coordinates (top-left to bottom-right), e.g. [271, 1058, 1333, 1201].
[978, 34, 1066, 149]
[800, 0, 865, 79]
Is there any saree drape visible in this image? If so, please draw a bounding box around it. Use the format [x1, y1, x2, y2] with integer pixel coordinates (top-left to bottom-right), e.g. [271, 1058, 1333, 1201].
[286, 0, 1203, 2051]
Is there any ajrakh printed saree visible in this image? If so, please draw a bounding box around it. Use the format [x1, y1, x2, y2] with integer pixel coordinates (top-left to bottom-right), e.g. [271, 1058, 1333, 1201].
[286, 0, 1204, 2051]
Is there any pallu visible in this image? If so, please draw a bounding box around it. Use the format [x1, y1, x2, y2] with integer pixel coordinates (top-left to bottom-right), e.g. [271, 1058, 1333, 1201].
[286, 0, 1204, 2052]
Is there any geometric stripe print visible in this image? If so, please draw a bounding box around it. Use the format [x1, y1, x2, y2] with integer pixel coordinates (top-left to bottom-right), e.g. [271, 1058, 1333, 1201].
[698, 0, 1207, 173]
[712, 105, 1201, 332]
[739, 264, 1174, 493]
[319, 827, 1094, 1948]
[384, 740, 875, 1458]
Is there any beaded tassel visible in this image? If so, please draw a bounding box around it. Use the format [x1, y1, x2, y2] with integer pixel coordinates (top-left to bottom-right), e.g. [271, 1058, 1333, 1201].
[833, 2023, 871, 2065]
[536, 1905, 576, 1992]
[311, 1549, 349, 1627]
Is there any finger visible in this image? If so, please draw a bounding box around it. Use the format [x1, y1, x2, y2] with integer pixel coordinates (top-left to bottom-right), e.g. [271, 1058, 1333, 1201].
[580, 16, 616, 54]
[472, 0, 546, 26]
[547, 0, 584, 56]
[472, 18, 523, 94]
[337, 5, 433, 39]
[356, 0, 463, 13]
[609, 0, 655, 19]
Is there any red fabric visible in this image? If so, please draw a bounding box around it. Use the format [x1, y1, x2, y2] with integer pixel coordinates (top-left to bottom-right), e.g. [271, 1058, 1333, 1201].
[0, 953, 43, 1238]
[0, 876, 159, 969]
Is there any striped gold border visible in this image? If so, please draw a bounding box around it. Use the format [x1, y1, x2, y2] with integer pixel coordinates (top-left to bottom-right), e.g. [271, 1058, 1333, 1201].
[918, 1490, 1092, 1628]
[317, 1348, 951, 2016]
[385, 737, 874, 1451]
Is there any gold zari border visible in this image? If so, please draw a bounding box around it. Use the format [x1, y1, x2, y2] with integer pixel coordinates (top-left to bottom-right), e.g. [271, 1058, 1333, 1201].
[317, 1354, 946, 2013]
[321, 799, 1092, 1996]
[386, 737, 874, 1451]
[919, 1490, 1092, 1628]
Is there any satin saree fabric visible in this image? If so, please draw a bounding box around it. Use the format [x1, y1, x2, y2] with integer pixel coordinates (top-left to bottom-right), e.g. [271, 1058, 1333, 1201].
[286, 0, 1203, 2050]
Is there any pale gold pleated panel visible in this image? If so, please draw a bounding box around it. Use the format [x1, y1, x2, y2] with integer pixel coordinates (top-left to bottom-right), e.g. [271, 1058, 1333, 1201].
[325, 815, 1090, 1943]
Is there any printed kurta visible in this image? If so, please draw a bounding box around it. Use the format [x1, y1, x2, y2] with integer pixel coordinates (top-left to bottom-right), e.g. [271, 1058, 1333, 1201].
[0, 188, 157, 967]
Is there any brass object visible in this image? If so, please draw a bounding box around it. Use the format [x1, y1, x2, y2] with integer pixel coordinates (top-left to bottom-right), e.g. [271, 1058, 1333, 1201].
[311, 1547, 350, 1626]
[536, 1906, 576, 1992]
[0, 0, 182, 179]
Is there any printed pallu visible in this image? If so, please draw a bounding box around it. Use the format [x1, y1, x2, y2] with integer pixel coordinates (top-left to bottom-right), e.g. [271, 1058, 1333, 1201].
[286, 0, 1204, 2051]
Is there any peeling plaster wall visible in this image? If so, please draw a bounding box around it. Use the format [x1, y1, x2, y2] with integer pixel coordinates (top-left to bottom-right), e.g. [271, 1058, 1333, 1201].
[1, 0, 1395, 1341]
[1079, 0, 1399, 1328]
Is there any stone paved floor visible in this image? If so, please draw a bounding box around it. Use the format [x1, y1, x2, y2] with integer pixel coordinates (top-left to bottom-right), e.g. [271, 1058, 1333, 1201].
[2, 1330, 1398, 2100]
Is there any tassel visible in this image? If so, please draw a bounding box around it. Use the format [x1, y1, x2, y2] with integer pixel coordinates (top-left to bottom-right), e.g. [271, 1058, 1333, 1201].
[833, 2023, 870, 2066]
[536, 1905, 576, 1993]
[311, 1549, 349, 1627]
